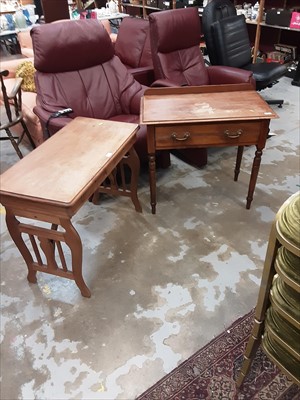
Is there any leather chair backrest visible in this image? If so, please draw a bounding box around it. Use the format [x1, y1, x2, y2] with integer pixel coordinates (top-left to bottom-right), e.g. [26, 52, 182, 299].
[31, 19, 144, 119]
[115, 17, 152, 68]
[149, 8, 210, 86]
[202, 0, 236, 65]
[211, 15, 252, 68]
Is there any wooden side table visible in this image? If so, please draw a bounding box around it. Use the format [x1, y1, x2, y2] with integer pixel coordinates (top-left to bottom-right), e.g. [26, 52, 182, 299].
[140, 85, 278, 214]
[0, 117, 141, 298]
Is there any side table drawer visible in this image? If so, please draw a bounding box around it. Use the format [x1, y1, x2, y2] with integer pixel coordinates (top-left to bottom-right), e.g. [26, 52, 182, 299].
[155, 121, 262, 149]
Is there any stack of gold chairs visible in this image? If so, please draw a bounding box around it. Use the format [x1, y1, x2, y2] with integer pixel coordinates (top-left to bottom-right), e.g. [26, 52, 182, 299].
[237, 191, 300, 386]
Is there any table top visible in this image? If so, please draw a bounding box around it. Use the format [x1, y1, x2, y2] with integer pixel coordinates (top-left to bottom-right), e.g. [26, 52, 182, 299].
[0, 117, 139, 206]
[141, 86, 278, 125]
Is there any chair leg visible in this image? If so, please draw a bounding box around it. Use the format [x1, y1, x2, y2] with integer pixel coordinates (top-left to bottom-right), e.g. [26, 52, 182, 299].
[291, 61, 300, 87]
[4, 128, 23, 159]
[20, 120, 36, 149]
[236, 222, 279, 387]
[266, 99, 283, 108]
[124, 148, 142, 213]
[234, 146, 244, 181]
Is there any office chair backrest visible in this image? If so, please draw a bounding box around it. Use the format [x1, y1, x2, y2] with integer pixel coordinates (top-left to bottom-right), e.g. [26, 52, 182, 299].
[211, 14, 252, 68]
[31, 19, 144, 120]
[208, 13, 287, 93]
[202, 0, 236, 65]
[149, 8, 210, 86]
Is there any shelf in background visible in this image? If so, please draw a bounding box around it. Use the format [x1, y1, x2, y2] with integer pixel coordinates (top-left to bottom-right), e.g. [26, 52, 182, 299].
[121, 3, 160, 10]
[246, 19, 300, 32]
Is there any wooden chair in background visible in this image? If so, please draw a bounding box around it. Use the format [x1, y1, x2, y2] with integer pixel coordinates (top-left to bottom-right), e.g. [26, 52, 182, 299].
[0, 69, 36, 159]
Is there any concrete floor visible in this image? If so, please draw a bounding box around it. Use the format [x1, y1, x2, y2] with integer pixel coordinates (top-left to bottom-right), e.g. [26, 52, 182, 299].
[0, 77, 299, 400]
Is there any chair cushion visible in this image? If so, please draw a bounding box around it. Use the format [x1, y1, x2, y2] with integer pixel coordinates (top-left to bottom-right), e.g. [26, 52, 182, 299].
[34, 56, 144, 119]
[31, 19, 114, 73]
[243, 62, 287, 89]
[157, 47, 210, 86]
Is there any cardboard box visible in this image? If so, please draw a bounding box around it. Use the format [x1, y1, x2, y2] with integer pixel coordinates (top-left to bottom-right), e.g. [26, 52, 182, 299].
[274, 43, 297, 60]
[266, 51, 285, 64]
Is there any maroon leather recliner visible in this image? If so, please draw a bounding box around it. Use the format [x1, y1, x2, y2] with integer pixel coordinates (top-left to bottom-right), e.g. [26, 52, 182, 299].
[31, 19, 169, 166]
[149, 7, 255, 88]
[114, 17, 154, 86]
[149, 8, 255, 168]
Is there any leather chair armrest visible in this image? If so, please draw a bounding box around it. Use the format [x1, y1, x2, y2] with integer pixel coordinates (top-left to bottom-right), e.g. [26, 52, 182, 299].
[7, 77, 23, 99]
[150, 79, 180, 87]
[33, 105, 73, 137]
[128, 67, 155, 86]
[207, 66, 256, 88]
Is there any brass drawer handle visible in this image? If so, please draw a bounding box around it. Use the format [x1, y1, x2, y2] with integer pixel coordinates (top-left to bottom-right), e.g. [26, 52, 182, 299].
[224, 129, 243, 139]
[171, 132, 190, 141]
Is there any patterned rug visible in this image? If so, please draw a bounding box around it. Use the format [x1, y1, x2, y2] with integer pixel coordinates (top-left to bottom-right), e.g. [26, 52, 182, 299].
[137, 309, 299, 400]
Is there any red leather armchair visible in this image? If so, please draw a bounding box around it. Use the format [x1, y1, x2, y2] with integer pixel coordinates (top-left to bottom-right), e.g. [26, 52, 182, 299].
[148, 7, 255, 168]
[114, 17, 154, 86]
[31, 19, 166, 166]
[149, 8, 255, 88]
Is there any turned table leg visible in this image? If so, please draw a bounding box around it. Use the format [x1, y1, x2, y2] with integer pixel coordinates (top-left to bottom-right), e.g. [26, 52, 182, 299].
[234, 146, 244, 182]
[246, 145, 263, 209]
[149, 152, 157, 214]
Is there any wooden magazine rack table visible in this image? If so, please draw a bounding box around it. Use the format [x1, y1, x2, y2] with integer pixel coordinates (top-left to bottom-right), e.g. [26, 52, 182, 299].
[141, 84, 278, 214]
[0, 117, 141, 298]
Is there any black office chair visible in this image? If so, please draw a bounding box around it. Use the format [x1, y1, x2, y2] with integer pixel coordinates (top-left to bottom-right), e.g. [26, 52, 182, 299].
[202, 0, 236, 66]
[202, 0, 287, 107]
